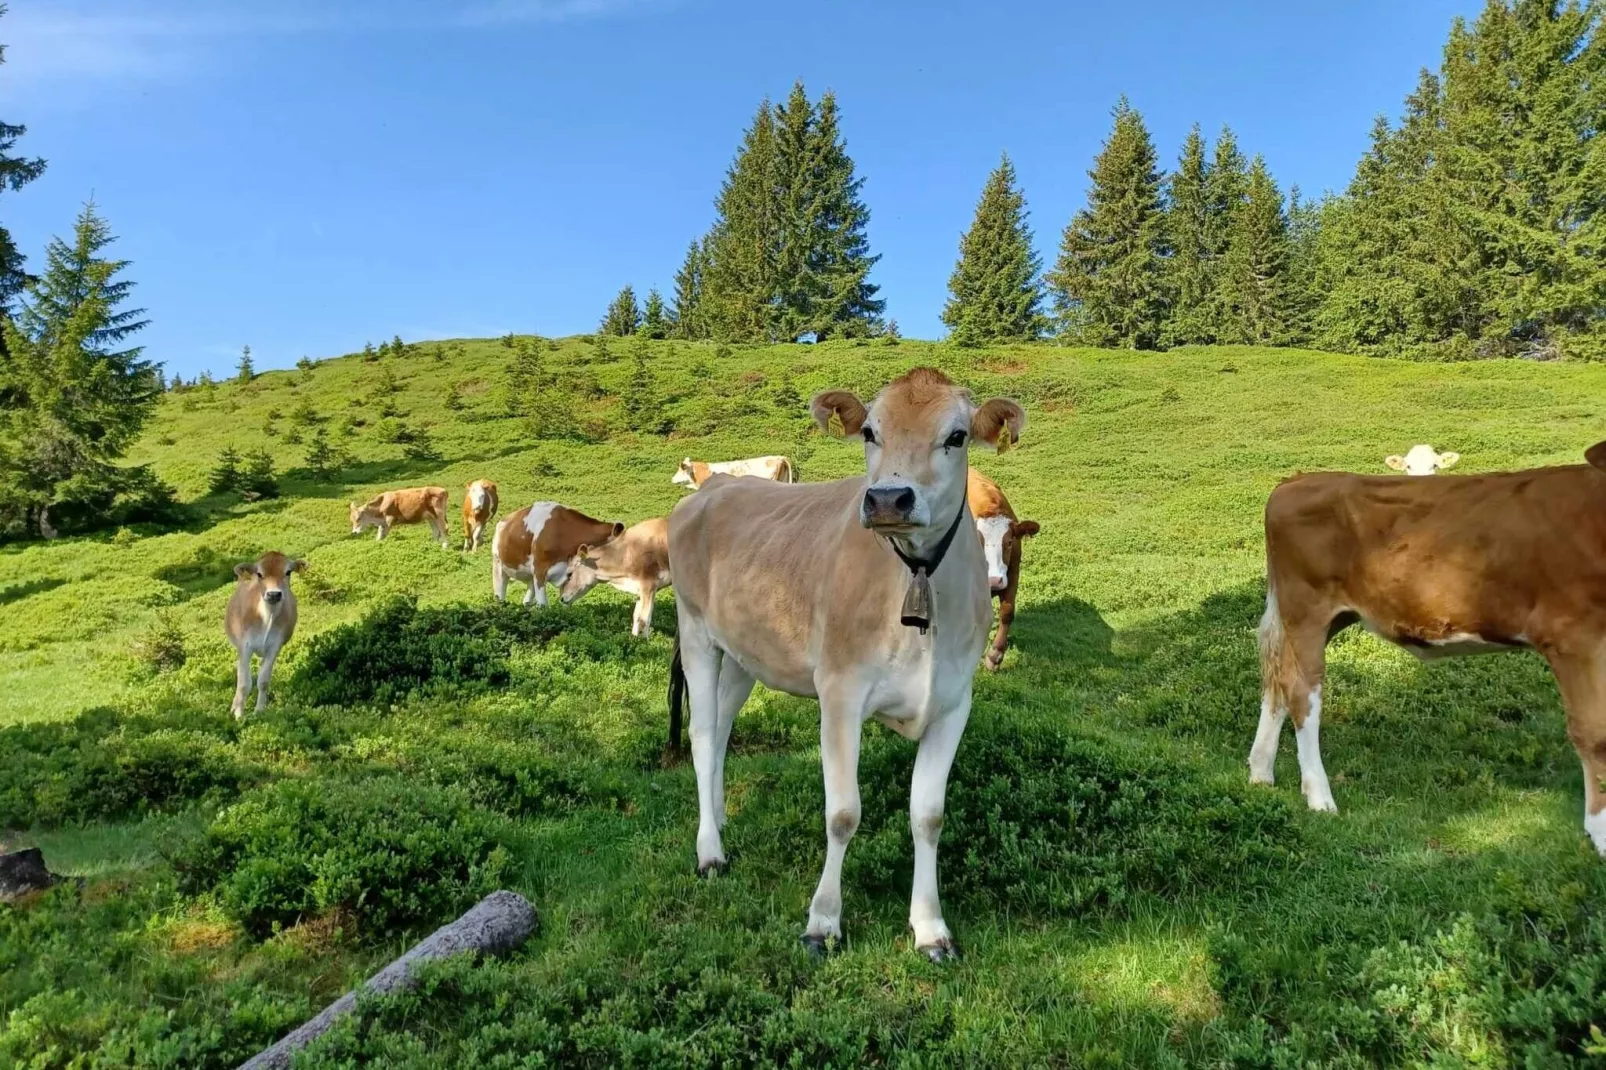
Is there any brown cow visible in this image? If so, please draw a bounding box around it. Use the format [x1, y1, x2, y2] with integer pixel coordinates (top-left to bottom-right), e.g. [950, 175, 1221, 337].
[558, 517, 671, 636]
[461, 479, 500, 552]
[968, 468, 1039, 671]
[349, 486, 450, 548]
[492, 501, 625, 606]
[1249, 441, 1606, 857]
[225, 551, 304, 719]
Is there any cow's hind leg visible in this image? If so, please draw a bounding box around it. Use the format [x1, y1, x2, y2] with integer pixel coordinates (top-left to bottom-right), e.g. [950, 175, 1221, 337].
[231, 647, 252, 720]
[711, 655, 755, 832]
[679, 622, 729, 874]
[909, 690, 970, 961]
[804, 683, 865, 955]
[1253, 587, 1336, 812]
[1546, 649, 1606, 857]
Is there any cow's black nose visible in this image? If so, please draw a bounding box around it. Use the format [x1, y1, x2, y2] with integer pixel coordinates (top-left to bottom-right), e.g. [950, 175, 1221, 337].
[263, 590, 283, 604]
[864, 485, 916, 518]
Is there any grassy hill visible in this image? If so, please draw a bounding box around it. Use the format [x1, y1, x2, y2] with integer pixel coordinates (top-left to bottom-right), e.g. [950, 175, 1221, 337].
[3, 337, 1605, 1066]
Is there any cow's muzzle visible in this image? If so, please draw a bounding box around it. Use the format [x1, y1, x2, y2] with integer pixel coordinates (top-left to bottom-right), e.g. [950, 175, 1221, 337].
[862, 485, 917, 528]
[988, 576, 1007, 593]
[263, 589, 284, 605]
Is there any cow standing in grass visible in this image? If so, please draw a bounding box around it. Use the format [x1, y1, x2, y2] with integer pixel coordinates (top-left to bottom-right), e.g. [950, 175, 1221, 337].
[671, 456, 794, 489]
[1384, 444, 1460, 475]
[558, 517, 671, 637]
[668, 367, 1025, 960]
[968, 467, 1039, 671]
[226, 551, 304, 720]
[1250, 441, 1606, 857]
[349, 486, 450, 548]
[492, 502, 625, 606]
[462, 479, 499, 551]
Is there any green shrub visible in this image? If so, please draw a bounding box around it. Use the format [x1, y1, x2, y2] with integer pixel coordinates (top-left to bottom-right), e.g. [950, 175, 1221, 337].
[131, 610, 187, 674]
[238, 448, 279, 499]
[207, 447, 242, 495]
[175, 776, 511, 940]
[392, 735, 628, 817]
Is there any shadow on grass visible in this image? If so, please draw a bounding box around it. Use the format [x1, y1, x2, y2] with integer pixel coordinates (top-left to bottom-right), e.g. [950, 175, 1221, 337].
[0, 576, 67, 606]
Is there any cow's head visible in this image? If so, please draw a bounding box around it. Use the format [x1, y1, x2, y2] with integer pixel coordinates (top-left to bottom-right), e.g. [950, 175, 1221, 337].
[976, 516, 1040, 593]
[1588, 441, 1606, 472]
[349, 499, 382, 534]
[234, 551, 304, 614]
[671, 458, 697, 487]
[1385, 444, 1459, 475]
[558, 545, 605, 605]
[813, 368, 1025, 553]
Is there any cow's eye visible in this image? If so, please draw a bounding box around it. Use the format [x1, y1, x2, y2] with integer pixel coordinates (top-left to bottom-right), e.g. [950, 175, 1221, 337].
[944, 430, 967, 449]
[861, 426, 876, 445]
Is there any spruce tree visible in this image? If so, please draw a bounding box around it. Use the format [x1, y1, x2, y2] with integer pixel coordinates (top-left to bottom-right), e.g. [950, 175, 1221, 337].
[800, 90, 883, 338]
[1203, 127, 1250, 339]
[236, 345, 254, 383]
[1046, 98, 1166, 348]
[1160, 125, 1214, 346]
[701, 99, 781, 342]
[600, 285, 642, 336]
[1216, 156, 1291, 344]
[641, 289, 669, 339]
[942, 153, 1045, 345]
[1282, 186, 1323, 344]
[0, 5, 46, 340]
[671, 241, 707, 339]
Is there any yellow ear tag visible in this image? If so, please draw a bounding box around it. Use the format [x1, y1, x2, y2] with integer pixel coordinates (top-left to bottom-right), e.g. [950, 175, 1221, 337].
[827, 410, 845, 438]
[996, 424, 1013, 454]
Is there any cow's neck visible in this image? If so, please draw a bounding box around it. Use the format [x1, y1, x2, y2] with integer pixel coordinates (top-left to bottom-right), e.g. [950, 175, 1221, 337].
[885, 492, 970, 634]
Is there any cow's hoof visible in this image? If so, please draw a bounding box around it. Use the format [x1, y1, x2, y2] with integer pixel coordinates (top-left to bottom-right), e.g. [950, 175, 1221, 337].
[983, 651, 1003, 672]
[695, 859, 727, 878]
[800, 933, 841, 959]
[918, 938, 959, 963]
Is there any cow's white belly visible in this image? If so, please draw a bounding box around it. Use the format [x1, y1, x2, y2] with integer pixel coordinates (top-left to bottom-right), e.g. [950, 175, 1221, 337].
[508, 561, 569, 585]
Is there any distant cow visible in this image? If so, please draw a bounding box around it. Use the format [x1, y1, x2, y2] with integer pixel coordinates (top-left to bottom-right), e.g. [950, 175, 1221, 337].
[672, 455, 794, 489]
[226, 551, 304, 720]
[968, 468, 1040, 671]
[493, 502, 625, 606]
[1385, 444, 1460, 475]
[1250, 441, 1606, 857]
[559, 516, 671, 636]
[668, 367, 1024, 960]
[461, 479, 500, 552]
[350, 486, 450, 548]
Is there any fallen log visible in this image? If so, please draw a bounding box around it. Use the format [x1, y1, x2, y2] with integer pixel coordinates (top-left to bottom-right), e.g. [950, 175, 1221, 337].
[238, 890, 538, 1070]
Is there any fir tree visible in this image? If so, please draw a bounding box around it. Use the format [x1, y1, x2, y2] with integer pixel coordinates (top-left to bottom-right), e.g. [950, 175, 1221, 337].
[1160, 125, 1215, 346]
[797, 89, 883, 339]
[238, 448, 278, 500]
[303, 427, 349, 481]
[208, 447, 242, 495]
[236, 344, 254, 384]
[641, 289, 669, 339]
[1216, 156, 1291, 344]
[0, 5, 47, 342]
[702, 99, 781, 342]
[600, 285, 642, 336]
[1282, 186, 1323, 344]
[621, 336, 664, 434]
[1203, 127, 1250, 339]
[671, 241, 707, 339]
[1046, 98, 1166, 348]
[942, 154, 1045, 345]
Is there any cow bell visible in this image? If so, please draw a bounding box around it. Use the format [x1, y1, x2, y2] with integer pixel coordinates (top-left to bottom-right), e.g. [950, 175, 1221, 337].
[901, 567, 933, 634]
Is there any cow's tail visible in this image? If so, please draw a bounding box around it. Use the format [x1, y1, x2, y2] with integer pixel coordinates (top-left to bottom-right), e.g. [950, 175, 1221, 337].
[667, 634, 687, 754]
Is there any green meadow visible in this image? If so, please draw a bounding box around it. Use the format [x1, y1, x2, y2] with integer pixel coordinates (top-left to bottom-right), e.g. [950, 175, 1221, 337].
[3, 337, 1605, 1067]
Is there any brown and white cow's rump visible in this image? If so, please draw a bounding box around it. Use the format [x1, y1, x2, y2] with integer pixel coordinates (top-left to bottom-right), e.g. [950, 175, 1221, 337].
[968, 467, 1039, 671]
[350, 486, 450, 548]
[558, 516, 671, 636]
[672, 455, 794, 488]
[462, 479, 500, 552]
[225, 551, 304, 720]
[1251, 442, 1606, 856]
[668, 367, 1024, 960]
[492, 501, 624, 606]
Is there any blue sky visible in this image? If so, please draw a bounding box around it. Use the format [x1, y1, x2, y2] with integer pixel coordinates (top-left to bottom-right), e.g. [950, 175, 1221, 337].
[5, 0, 1476, 379]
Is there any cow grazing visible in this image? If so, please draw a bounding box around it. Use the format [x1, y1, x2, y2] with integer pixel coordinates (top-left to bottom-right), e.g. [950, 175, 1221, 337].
[558, 516, 672, 636]
[225, 551, 304, 719]
[492, 502, 625, 606]
[668, 367, 1025, 960]
[1385, 444, 1460, 475]
[671, 455, 794, 489]
[461, 479, 500, 552]
[1249, 441, 1606, 857]
[349, 486, 450, 548]
[968, 468, 1040, 671]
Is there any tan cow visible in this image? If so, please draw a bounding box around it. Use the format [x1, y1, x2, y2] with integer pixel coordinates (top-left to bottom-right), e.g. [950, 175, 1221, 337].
[668, 367, 1024, 961]
[558, 517, 671, 637]
[461, 479, 500, 552]
[1384, 444, 1460, 475]
[225, 551, 304, 720]
[671, 455, 794, 489]
[1250, 441, 1606, 856]
[349, 486, 450, 548]
[968, 468, 1040, 671]
[492, 502, 625, 606]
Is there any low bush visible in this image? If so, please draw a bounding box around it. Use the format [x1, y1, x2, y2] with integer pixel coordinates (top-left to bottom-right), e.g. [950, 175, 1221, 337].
[391, 735, 629, 817]
[174, 776, 511, 940]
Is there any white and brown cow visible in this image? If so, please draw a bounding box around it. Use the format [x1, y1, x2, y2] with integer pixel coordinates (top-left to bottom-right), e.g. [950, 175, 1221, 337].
[461, 479, 500, 552]
[668, 367, 1025, 960]
[1250, 441, 1606, 856]
[671, 455, 794, 489]
[558, 516, 671, 637]
[492, 502, 625, 606]
[968, 467, 1040, 671]
[349, 486, 450, 548]
[225, 550, 304, 720]
[1384, 444, 1460, 475]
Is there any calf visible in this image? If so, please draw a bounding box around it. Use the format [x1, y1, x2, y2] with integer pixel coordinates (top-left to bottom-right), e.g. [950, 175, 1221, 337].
[968, 468, 1040, 671]
[1385, 444, 1460, 475]
[558, 516, 671, 636]
[671, 455, 794, 489]
[225, 551, 304, 719]
[492, 502, 624, 606]
[461, 479, 500, 551]
[669, 367, 1024, 960]
[350, 486, 450, 548]
[1249, 441, 1606, 857]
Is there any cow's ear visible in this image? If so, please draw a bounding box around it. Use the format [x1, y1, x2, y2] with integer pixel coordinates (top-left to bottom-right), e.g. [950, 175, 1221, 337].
[972, 398, 1026, 452]
[1436, 451, 1460, 470]
[612, 522, 625, 538]
[1384, 455, 1406, 471]
[1587, 441, 1606, 471]
[811, 390, 867, 437]
[287, 559, 307, 574]
[1013, 520, 1040, 538]
[234, 562, 257, 581]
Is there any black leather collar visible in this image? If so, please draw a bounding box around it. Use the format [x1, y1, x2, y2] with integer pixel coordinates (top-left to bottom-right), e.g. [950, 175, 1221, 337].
[885, 492, 969, 633]
[886, 493, 969, 578]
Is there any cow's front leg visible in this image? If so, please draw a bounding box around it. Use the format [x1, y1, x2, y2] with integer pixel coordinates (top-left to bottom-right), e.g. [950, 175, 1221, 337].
[254, 642, 281, 713]
[231, 647, 252, 720]
[984, 591, 1014, 671]
[804, 686, 865, 955]
[632, 584, 656, 637]
[680, 626, 728, 873]
[909, 690, 970, 961]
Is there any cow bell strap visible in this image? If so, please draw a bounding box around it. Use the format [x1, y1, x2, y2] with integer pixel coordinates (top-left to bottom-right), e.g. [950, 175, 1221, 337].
[887, 494, 968, 635]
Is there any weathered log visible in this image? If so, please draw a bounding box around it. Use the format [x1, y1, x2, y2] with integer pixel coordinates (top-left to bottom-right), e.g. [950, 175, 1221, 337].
[238, 890, 538, 1070]
[0, 848, 58, 901]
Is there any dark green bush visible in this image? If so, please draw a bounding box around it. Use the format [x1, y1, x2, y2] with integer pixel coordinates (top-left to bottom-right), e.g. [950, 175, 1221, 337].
[394, 735, 628, 817]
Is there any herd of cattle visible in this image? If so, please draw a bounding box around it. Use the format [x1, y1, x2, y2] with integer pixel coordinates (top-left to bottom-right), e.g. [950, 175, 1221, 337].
[223, 365, 1606, 959]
